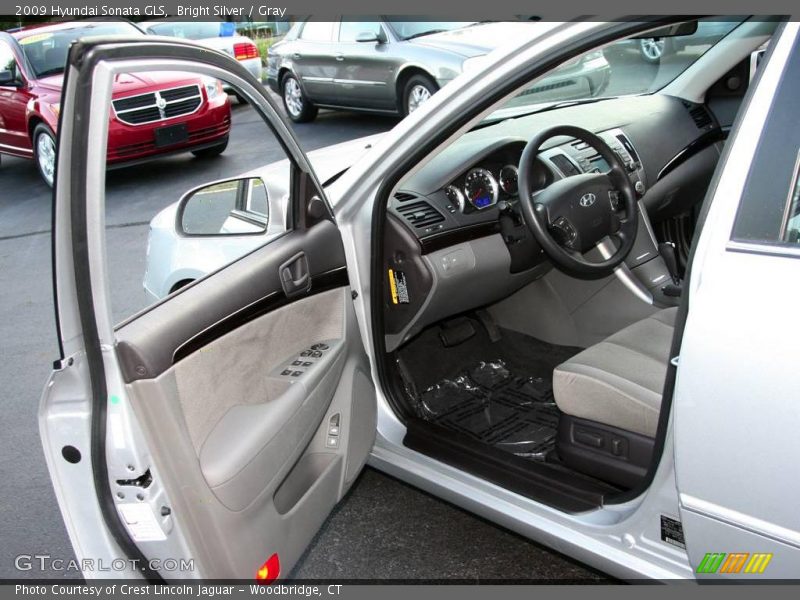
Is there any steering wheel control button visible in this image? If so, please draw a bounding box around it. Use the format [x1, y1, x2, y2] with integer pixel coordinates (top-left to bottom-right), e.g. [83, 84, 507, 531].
[608, 190, 621, 211]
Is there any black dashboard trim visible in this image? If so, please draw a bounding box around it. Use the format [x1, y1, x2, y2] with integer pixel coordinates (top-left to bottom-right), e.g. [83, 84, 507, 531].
[419, 221, 502, 254]
[657, 127, 727, 181]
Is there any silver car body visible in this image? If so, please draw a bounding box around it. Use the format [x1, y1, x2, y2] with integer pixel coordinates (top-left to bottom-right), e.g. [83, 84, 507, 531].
[143, 133, 383, 301]
[140, 21, 263, 84]
[40, 18, 799, 582]
[266, 20, 610, 114]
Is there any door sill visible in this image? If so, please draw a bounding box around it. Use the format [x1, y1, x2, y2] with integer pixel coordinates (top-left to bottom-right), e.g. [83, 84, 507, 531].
[403, 419, 620, 513]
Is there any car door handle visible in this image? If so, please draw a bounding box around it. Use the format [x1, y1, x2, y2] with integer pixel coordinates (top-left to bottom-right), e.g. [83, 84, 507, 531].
[279, 252, 311, 298]
[335, 53, 345, 61]
[293, 53, 302, 60]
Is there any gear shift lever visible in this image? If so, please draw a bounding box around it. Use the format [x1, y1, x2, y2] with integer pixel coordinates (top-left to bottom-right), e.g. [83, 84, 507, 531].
[658, 242, 682, 297]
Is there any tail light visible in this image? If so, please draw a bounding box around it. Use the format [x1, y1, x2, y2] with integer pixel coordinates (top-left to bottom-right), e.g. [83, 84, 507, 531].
[233, 42, 259, 61]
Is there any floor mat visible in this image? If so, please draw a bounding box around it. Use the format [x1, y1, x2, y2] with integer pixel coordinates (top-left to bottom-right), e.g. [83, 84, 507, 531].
[418, 360, 561, 459]
[397, 320, 583, 461]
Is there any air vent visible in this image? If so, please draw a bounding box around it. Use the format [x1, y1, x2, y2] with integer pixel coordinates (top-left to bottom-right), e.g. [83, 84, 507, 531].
[683, 101, 713, 129]
[393, 191, 418, 202]
[396, 201, 445, 228]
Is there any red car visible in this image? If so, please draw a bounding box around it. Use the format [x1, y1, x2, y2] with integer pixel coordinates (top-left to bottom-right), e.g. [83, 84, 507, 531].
[0, 20, 231, 186]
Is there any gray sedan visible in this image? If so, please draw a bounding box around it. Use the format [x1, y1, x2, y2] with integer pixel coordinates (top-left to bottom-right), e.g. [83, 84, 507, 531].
[266, 19, 611, 121]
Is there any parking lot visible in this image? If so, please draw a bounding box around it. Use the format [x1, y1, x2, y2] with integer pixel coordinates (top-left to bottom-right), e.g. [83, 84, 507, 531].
[0, 46, 691, 580]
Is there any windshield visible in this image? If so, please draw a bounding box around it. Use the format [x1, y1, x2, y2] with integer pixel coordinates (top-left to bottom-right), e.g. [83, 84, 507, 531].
[144, 22, 224, 40]
[484, 18, 744, 121]
[17, 22, 142, 78]
[385, 20, 475, 40]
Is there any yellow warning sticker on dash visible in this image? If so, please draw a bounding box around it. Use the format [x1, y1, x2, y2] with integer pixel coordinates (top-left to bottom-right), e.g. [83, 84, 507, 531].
[388, 269, 410, 305]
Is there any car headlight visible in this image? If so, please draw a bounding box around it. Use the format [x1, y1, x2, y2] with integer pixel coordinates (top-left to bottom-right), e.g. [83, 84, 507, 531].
[462, 55, 488, 73]
[202, 76, 223, 99]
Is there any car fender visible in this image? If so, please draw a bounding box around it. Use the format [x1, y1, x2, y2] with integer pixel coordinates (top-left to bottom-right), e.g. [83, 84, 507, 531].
[26, 96, 60, 137]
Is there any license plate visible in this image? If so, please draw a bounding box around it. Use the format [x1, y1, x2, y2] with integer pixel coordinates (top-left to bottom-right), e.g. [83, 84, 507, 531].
[154, 123, 188, 147]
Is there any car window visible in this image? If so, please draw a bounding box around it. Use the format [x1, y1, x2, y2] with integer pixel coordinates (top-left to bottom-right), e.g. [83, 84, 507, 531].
[0, 41, 20, 83]
[384, 20, 474, 40]
[299, 21, 336, 42]
[483, 18, 744, 120]
[92, 63, 292, 324]
[339, 20, 384, 43]
[731, 34, 800, 247]
[16, 22, 142, 78]
[145, 22, 223, 40]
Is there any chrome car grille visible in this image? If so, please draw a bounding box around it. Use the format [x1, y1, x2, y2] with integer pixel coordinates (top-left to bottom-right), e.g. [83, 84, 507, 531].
[112, 85, 203, 126]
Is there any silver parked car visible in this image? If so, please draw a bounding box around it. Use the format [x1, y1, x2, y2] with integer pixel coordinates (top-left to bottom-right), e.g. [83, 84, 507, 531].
[41, 17, 800, 582]
[266, 19, 610, 121]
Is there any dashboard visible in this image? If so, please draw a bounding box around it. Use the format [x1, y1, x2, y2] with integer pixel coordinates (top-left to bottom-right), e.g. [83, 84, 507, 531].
[383, 94, 722, 351]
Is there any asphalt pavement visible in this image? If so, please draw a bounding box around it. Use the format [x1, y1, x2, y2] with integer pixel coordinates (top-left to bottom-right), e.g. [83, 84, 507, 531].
[0, 47, 683, 580]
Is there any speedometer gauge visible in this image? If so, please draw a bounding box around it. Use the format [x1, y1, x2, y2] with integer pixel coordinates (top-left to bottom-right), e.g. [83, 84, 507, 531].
[463, 168, 498, 210]
[499, 165, 519, 196]
[444, 185, 465, 212]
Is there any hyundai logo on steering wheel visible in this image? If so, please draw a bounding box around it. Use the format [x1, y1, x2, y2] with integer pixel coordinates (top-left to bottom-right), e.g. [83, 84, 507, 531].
[579, 193, 597, 207]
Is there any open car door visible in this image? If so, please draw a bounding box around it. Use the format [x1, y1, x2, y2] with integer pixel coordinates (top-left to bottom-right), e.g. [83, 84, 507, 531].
[39, 38, 376, 580]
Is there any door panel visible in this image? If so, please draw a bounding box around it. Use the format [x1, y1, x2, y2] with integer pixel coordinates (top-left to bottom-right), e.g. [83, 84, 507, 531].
[674, 23, 800, 578]
[42, 37, 376, 581]
[127, 285, 376, 577]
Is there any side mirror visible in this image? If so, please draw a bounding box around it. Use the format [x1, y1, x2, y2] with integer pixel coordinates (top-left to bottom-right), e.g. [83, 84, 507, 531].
[0, 69, 20, 87]
[631, 21, 698, 40]
[356, 30, 386, 44]
[177, 177, 269, 237]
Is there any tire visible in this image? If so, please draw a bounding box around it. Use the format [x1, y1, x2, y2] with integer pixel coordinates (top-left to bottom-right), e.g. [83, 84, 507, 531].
[281, 73, 318, 123]
[401, 74, 438, 117]
[638, 37, 672, 63]
[33, 123, 57, 187]
[191, 138, 228, 159]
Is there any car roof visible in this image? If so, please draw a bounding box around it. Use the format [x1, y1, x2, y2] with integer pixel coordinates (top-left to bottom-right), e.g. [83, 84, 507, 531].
[12, 20, 143, 40]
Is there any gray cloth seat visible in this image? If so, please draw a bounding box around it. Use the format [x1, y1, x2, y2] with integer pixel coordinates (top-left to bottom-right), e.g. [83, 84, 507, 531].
[553, 307, 678, 438]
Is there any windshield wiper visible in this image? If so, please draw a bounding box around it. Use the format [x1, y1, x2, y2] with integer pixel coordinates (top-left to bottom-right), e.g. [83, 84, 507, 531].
[404, 29, 449, 40]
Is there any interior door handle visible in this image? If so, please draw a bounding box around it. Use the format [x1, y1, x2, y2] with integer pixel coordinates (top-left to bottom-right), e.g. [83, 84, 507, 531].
[279, 252, 311, 297]
[293, 53, 302, 59]
[335, 53, 345, 61]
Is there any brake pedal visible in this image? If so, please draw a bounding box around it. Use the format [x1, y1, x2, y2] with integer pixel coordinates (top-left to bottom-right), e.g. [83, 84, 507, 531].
[438, 317, 475, 347]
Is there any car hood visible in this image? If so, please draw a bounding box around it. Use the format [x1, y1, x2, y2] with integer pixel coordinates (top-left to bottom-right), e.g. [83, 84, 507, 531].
[35, 71, 201, 94]
[408, 22, 544, 58]
[151, 132, 385, 228]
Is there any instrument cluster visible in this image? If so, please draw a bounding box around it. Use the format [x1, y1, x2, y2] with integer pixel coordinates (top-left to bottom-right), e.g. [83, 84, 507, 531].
[442, 147, 550, 213]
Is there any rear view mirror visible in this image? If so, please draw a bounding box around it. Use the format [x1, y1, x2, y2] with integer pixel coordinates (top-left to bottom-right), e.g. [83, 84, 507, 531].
[177, 177, 268, 236]
[631, 21, 698, 39]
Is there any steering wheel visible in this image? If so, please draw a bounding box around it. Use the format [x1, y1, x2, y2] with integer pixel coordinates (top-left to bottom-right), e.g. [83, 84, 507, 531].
[517, 125, 638, 279]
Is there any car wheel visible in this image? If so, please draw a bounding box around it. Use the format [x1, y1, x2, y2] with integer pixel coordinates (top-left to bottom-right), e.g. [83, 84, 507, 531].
[639, 37, 672, 63]
[281, 73, 318, 123]
[402, 74, 438, 117]
[33, 123, 57, 187]
[191, 138, 228, 159]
